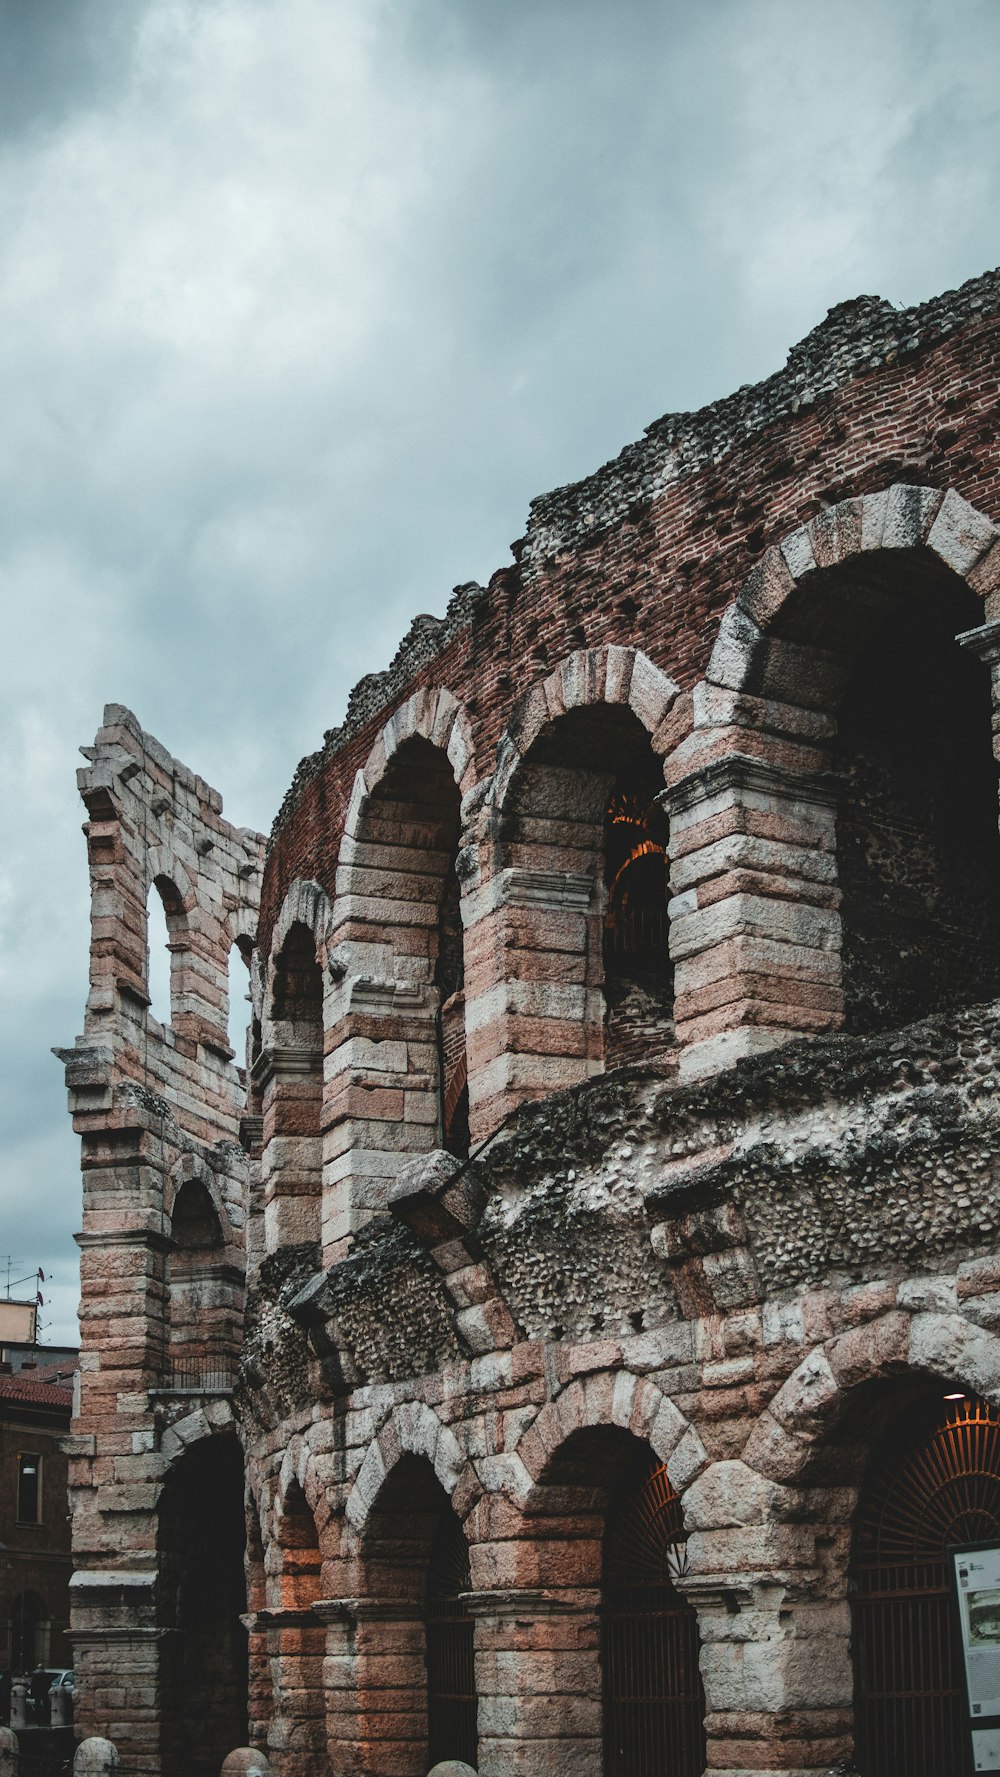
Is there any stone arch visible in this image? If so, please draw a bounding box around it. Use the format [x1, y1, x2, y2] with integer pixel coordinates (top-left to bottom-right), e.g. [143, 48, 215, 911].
[495, 1373, 706, 1777]
[672, 485, 1000, 1077]
[345, 1400, 475, 1537]
[322, 697, 477, 1261]
[471, 653, 683, 1131]
[514, 1370, 707, 1508]
[156, 1427, 248, 1773]
[258, 881, 329, 1253]
[342, 686, 478, 840]
[225, 906, 258, 1066]
[164, 1152, 235, 1247]
[144, 842, 197, 915]
[491, 645, 681, 815]
[163, 1155, 240, 1387]
[743, 1309, 1000, 1486]
[159, 1402, 237, 1465]
[264, 879, 331, 1015]
[706, 485, 1000, 692]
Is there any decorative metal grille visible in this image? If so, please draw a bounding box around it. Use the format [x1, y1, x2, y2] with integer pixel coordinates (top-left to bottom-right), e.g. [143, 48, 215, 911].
[852, 1394, 1000, 1777]
[602, 1454, 706, 1777]
[426, 1510, 477, 1770]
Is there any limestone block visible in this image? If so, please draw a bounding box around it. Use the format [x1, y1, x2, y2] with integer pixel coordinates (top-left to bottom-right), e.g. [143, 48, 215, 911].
[74, 1742, 120, 1776]
[0, 1727, 16, 1777]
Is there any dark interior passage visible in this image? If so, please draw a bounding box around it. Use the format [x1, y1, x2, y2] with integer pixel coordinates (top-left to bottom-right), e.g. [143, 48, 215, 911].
[158, 1435, 248, 1777]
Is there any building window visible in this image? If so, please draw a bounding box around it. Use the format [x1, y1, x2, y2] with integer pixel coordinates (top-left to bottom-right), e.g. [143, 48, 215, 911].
[17, 1453, 41, 1524]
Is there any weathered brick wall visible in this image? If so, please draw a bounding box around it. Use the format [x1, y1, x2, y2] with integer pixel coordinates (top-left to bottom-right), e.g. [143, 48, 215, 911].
[261, 271, 1000, 958]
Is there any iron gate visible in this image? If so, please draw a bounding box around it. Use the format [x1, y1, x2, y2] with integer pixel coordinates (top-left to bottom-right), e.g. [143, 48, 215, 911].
[852, 1394, 1000, 1777]
[602, 1454, 706, 1777]
[426, 1509, 477, 1769]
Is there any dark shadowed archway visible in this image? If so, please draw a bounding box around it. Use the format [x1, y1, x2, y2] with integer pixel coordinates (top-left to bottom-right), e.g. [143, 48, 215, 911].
[157, 1434, 248, 1777]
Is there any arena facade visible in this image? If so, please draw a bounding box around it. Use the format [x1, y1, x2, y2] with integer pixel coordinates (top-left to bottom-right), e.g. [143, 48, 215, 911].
[58, 265, 1000, 1777]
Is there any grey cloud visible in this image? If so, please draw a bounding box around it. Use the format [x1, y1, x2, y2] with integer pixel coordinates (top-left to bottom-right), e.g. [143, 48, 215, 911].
[2, 0, 999, 1342]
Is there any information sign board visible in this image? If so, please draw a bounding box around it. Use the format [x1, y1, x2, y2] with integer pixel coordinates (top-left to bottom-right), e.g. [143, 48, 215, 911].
[951, 1543, 1000, 1773]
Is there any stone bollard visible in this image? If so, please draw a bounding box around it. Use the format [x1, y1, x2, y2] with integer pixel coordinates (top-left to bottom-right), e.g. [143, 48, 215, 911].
[0, 1725, 17, 1776]
[8, 1686, 27, 1735]
[221, 1751, 273, 1777]
[48, 1684, 72, 1728]
[427, 1765, 478, 1776]
[73, 1738, 119, 1776]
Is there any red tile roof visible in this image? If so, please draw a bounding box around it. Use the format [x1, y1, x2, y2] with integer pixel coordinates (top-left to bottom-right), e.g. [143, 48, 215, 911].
[0, 1375, 72, 1407]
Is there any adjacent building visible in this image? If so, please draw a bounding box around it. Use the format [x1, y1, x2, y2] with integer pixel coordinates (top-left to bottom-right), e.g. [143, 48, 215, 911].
[0, 1363, 75, 1680]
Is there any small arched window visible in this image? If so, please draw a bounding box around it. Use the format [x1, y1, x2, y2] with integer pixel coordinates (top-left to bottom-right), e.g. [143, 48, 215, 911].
[146, 884, 174, 1026]
[227, 938, 253, 1068]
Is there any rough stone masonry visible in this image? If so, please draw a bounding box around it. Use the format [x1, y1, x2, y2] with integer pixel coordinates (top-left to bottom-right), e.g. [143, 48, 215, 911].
[58, 265, 1000, 1777]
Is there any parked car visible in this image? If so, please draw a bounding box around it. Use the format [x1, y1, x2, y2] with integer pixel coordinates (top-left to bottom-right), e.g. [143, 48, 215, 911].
[27, 1667, 74, 1723]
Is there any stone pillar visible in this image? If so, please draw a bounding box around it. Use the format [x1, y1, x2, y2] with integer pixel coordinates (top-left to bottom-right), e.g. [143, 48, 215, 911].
[314, 1602, 362, 1776]
[463, 868, 603, 1140]
[0, 1725, 17, 1776]
[9, 1685, 27, 1734]
[958, 618, 1000, 768]
[317, 1599, 430, 1777]
[468, 1586, 601, 1777]
[256, 1047, 323, 1251]
[321, 975, 441, 1263]
[69, 1577, 167, 1773]
[254, 1609, 326, 1777]
[666, 747, 844, 1080]
[680, 1538, 853, 1774]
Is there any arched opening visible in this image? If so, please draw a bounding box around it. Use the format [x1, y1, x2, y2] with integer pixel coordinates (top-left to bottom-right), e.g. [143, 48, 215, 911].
[851, 1390, 1000, 1777]
[228, 936, 253, 1070]
[361, 1453, 476, 1775]
[501, 706, 673, 1073]
[263, 920, 323, 1250]
[10, 1589, 48, 1673]
[831, 573, 1000, 1030]
[522, 1426, 703, 1777]
[426, 1507, 477, 1769]
[158, 1434, 248, 1777]
[166, 1177, 238, 1387]
[277, 1480, 322, 1610]
[324, 732, 468, 1256]
[147, 877, 182, 1027]
[436, 859, 469, 1159]
[752, 549, 1000, 1034]
[602, 1449, 706, 1777]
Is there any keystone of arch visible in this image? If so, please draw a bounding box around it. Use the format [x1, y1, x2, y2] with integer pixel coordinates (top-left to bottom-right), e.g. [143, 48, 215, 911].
[160, 1399, 236, 1462]
[342, 688, 478, 847]
[707, 484, 1000, 694]
[344, 1400, 476, 1535]
[491, 645, 682, 815]
[275, 1437, 333, 1539]
[512, 1371, 707, 1511]
[742, 1308, 1000, 1485]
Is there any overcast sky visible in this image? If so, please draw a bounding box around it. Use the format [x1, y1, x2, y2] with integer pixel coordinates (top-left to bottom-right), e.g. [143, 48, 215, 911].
[2, 0, 999, 1346]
